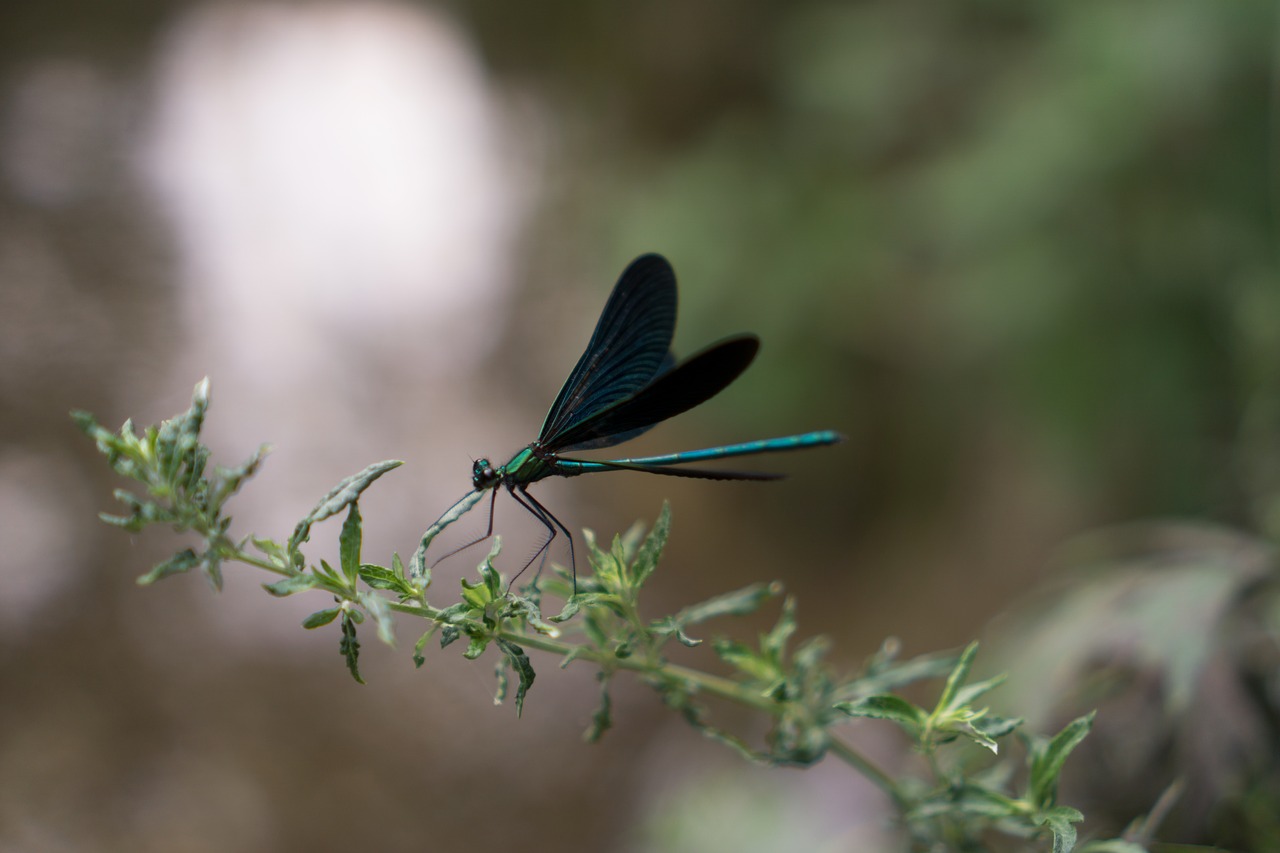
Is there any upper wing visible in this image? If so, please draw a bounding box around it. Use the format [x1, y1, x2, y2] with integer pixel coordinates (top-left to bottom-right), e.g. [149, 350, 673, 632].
[546, 334, 759, 452]
[538, 254, 677, 446]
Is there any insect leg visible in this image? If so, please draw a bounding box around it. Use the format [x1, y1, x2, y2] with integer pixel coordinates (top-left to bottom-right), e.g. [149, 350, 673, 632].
[431, 487, 499, 567]
[517, 486, 577, 594]
[505, 484, 558, 588]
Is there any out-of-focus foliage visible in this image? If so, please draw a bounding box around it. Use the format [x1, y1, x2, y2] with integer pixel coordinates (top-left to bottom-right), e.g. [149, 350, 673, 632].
[490, 0, 1278, 532]
[991, 522, 1280, 849]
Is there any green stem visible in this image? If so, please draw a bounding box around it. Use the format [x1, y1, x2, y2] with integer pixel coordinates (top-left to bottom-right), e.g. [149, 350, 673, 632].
[213, 543, 902, 803]
[827, 736, 907, 809]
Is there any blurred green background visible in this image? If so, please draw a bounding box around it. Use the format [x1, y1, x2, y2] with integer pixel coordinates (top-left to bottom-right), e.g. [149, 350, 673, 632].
[3, 1, 1278, 850]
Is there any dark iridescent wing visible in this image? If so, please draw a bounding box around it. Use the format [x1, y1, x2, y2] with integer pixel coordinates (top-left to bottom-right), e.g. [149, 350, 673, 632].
[538, 254, 677, 447]
[546, 335, 759, 452]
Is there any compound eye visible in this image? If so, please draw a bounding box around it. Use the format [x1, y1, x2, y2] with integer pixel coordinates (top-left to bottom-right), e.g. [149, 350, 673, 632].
[471, 458, 498, 488]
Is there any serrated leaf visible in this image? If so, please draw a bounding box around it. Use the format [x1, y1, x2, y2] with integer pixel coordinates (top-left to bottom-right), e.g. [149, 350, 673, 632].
[844, 648, 959, 698]
[713, 638, 769, 676]
[199, 550, 225, 591]
[263, 574, 320, 597]
[290, 460, 402, 553]
[340, 612, 364, 684]
[409, 488, 485, 581]
[946, 783, 1023, 818]
[315, 559, 342, 586]
[585, 672, 613, 743]
[303, 607, 342, 629]
[493, 658, 509, 705]
[137, 549, 201, 585]
[936, 640, 980, 715]
[504, 595, 560, 638]
[670, 581, 780, 628]
[951, 673, 1008, 710]
[582, 528, 618, 585]
[629, 501, 670, 589]
[358, 564, 402, 591]
[496, 638, 535, 716]
[479, 537, 503, 598]
[959, 724, 1000, 754]
[1031, 712, 1095, 808]
[413, 626, 435, 667]
[252, 537, 289, 565]
[761, 596, 798, 661]
[792, 635, 831, 672]
[212, 444, 269, 504]
[674, 628, 701, 647]
[439, 624, 461, 648]
[549, 596, 582, 623]
[463, 633, 489, 660]
[1039, 805, 1083, 853]
[339, 503, 362, 587]
[836, 694, 927, 730]
[972, 714, 1023, 740]
[460, 577, 492, 610]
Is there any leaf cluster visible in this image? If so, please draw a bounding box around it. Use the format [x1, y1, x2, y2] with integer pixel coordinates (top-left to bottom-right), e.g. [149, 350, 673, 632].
[76, 380, 1149, 852]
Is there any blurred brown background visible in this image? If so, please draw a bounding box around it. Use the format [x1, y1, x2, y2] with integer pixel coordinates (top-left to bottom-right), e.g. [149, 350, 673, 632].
[3, 1, 1278, 850]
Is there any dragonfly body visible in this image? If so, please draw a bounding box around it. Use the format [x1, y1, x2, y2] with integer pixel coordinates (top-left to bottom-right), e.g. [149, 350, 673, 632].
[425, 253, 842, 587]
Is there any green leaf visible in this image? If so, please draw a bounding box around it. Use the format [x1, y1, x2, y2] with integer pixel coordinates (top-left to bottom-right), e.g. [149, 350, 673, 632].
[315, 559, 343, 586]
[358, 564, 403, 591]
[339, 503, 362, 587]
[137, 548, 200, 585]
[935, 640, 980, 715]
[480, 538, 503, 598]
[713, 638, 778, 681]
[464, 633, 490, 660]
[629, 501, 671, 589]
[359, 591, 394, 646]
[289, 460, 402, 553]
[1076, 841, 1149, 853]
[211, 444, 270, 504]
[950, 673, 1007, 709]
[972, 714, 1023, 740]
[199, 548, 225, 589]
[584, 672, 613, 742]
[582, 528, 618, 586]
[673, 628, 701, 648]
[413, 626, 435, 667]
[1038, 804, 1083, 853]
[656, 582, 781, 643]
[1031, 712, 1095, 808]
[493, 658, 509, 705]
[761, 596, 798, 662]
[340, 612, 364, 684]
[263, 574, 320, 597]
[409, 488, 485, 582]
[835, 694, 927, 730]
[251, 537, 290, 566]
[496, 639, 535, 716]
[792, 635, 831, 673]
[504, 594, 561, 638]
[460, 578, 492, 610]
[945, 783, 1023, 819]
[302, 607, 342, 629]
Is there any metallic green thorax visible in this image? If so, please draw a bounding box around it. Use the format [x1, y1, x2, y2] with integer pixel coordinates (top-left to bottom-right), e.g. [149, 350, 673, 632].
[471, 443, 572, 492]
